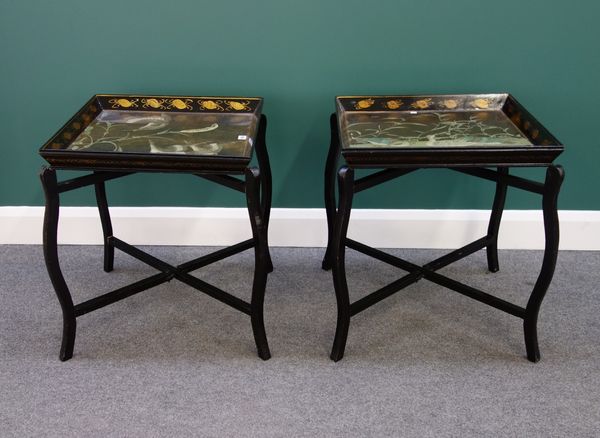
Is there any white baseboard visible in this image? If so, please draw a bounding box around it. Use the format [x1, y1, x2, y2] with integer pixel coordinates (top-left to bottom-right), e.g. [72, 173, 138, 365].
[0, 207, 598, 250]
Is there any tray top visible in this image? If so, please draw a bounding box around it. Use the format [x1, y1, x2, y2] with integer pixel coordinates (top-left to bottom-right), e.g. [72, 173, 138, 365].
[40, 95, 263, 172]
[336, 94, 563, 167]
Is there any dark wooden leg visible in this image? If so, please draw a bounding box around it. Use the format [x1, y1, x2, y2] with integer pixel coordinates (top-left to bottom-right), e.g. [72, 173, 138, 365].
[330, 166, 355, 362]
[245, 167, 271, 360]
[255, 115, 273, 273]
[486, 167, 508, 272]
[524, 165, 564, 362]
[40, 167, 76, 361]
[94, 177, 114, 273]
[322, 113, 341, 271]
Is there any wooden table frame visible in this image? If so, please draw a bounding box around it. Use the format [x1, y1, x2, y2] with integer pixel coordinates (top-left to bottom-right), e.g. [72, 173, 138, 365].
[40, 115, 273, 361]
[322, 114, 564, 362]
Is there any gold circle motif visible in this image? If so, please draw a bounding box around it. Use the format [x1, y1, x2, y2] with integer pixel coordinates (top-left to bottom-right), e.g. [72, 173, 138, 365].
[116, 98, 134, 108]
[170, 99, 188, 110]
[386, 100, 402, 110]
[442, 99, 458, 109]
[145, 98, 162, 108]
[355, 98, 374, 110]
[471, 98, 490, 109]
[412, 98, 432, 109]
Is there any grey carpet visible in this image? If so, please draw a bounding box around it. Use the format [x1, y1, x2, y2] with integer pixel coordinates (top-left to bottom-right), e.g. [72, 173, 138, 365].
[1, 245, 599, 437]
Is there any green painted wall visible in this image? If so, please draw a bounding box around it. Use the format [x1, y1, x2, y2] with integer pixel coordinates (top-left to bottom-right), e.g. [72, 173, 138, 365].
[1, 0, 598, 209]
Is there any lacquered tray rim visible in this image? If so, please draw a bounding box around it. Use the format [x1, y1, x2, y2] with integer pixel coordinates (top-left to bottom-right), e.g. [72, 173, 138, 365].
[39, 94, 263, 169]
[337, 92, 507, 105]
[96, 93, 263, 101]
[335, 93, 563, 151]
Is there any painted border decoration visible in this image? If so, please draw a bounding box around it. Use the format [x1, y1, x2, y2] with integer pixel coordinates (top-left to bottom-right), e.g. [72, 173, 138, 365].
[337, 94, 507, 112]
[97, 95, 262, 113]
[43, 95, 263, 151]
[336, 94, 561, 147]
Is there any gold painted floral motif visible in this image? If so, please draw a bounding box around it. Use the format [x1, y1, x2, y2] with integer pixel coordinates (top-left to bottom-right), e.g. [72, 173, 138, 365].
[471, 98, 490, 109]
[199, 99, 225, 111]
[168, 98, 194, 110]
[442, 99, 458, 109]
[531, 129, 539, 139]
[225, 100, 251, 111]
[411, 98, 432, 109]
[354, 98, 375, 110]
[385, 99, 403, 110]
[142, 98, 166, 109]
[109, 98, 138, 109]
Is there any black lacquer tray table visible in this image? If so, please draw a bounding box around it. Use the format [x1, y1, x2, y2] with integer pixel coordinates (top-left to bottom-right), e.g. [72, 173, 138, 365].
[322, 94, 564, 362]
[39, 94, 273, 360]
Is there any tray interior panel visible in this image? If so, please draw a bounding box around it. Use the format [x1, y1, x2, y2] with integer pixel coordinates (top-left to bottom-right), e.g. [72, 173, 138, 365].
[66, 110, 257, 158]
[340, 110, 532, 149]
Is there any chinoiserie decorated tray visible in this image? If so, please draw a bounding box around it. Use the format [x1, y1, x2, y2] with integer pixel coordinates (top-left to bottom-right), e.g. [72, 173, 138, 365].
[40, 95, 263, 172]
[336, 94, 563, 168]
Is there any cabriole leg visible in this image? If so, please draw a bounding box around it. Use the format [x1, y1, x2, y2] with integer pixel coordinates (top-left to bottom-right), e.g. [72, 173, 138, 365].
[245, 167, 271, 360]
[524, 165, 564, 362]
[40, 167, 76, 361]
[322, 113, 341, 271]
[94, 176, 114, 272]
[255, 114, 273, 273]
[330, 166, 355, 362]
[486, 167, 508, 272]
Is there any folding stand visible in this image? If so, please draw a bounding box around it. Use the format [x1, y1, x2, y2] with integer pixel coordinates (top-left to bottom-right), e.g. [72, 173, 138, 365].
[322, 111, 564, 362]
[40, 114, 273, 361]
